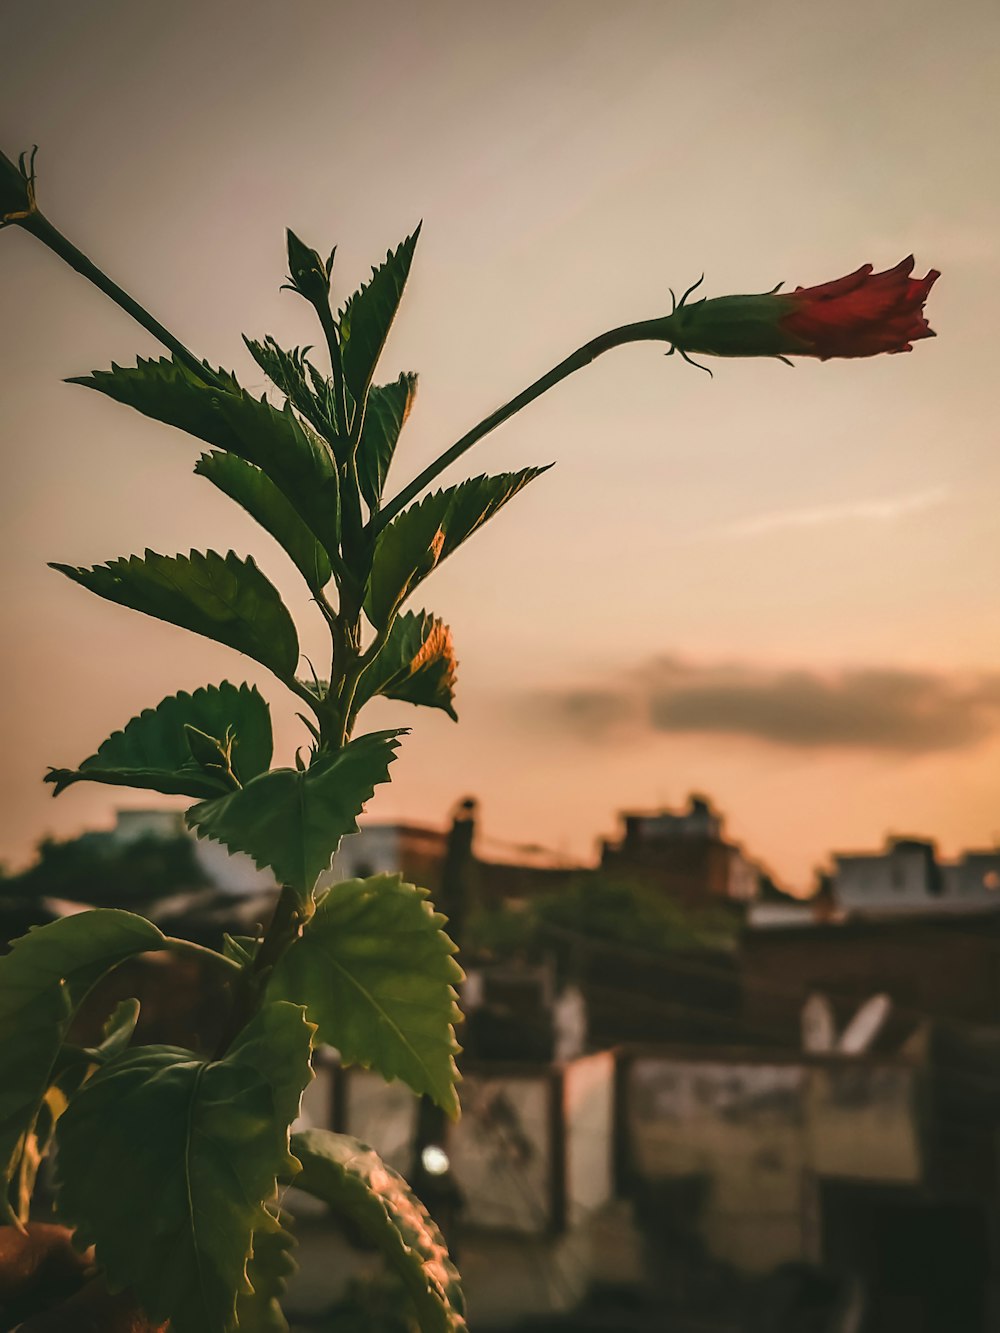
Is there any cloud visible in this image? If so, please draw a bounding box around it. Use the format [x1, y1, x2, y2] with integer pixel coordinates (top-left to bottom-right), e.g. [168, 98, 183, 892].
[535, 656, 1000, 753]
[712, 487, 949, 541]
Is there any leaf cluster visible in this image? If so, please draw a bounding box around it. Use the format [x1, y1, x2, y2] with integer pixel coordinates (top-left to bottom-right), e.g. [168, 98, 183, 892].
[1, 219, 551, 1331]
[49, 224, 548, 880]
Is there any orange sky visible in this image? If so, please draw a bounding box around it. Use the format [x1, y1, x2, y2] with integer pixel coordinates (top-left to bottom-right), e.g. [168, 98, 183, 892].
[2, 0, 999, 890]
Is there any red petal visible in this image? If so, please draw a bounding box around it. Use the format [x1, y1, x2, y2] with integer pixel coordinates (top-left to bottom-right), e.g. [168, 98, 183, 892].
[781, 259, 939, 358]
[793, 263, 873, 300]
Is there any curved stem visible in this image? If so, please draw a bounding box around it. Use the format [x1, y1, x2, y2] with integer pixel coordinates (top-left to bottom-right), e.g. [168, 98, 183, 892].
[21, 211, 222, 387]
[370, 316, 672, 536]
[161, 936, 242, 976]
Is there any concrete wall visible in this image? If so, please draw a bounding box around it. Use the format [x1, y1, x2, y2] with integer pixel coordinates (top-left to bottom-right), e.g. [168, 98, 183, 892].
[450, 1073, 554, 1232]
[563, 1051, 614, 1225]
[308, 1054, 616, 1237]
[624, 1052, 921, 1273]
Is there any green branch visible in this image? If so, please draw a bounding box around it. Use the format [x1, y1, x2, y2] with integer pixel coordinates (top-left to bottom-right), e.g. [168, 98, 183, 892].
[371, 317, 672, 535]
[21, 210, 221, 387]
[161, 936, 242, 977]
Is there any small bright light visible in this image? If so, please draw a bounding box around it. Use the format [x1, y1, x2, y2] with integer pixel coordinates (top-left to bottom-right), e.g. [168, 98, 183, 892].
[421, 1145, 450, 1176]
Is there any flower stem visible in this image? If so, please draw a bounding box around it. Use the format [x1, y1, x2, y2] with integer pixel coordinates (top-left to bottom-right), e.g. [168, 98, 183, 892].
[370, 316, 672, 535]
[20, 210, 222, 386]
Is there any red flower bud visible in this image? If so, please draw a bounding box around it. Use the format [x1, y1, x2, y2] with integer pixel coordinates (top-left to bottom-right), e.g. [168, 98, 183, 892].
[659, 257, 939, 366]
[780, 256, 940, 359]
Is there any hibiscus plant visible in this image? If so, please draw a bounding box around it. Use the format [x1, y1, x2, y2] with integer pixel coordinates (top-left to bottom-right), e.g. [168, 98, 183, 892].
[0, 145, 938, 1332]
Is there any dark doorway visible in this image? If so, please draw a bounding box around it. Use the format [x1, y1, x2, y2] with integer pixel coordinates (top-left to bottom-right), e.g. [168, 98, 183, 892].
[820, 1180, 989, 1332]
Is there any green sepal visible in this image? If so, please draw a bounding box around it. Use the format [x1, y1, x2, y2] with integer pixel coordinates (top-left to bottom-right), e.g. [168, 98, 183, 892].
[283, 227, 332, 305]
[289, 1129, 467, 1333]
[186, 731, 405, 901]
[51, 550, 299, 682]
[659, 292, 812, 358]
[269, 873, 463, 1117]
[55, 1002, 314, 1333]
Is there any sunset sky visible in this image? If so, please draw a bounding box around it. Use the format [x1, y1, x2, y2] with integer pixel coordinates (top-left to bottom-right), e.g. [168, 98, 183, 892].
[2, 0, 998, 890]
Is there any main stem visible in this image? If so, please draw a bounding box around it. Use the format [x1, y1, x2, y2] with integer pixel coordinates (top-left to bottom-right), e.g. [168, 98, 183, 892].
[213, 884, 307, 1056]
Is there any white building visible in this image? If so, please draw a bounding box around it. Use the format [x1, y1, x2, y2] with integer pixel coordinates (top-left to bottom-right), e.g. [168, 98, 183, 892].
[107, 808, 278, 896]
[833, 836, 1000, 916]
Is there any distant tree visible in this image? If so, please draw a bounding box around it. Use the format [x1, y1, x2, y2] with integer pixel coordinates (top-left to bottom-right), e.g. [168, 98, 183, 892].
[2, 832, 210, 910]
[469, 872, 737, 965]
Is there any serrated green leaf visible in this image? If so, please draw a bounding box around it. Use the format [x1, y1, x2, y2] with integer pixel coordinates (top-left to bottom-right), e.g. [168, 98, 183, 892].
[69, 357, 341, 563]
[195, 451, 333, 593]
[358, 373, 418, 511]
[365, 468, 549, 627]
[55, 1002, 314, 1333]
[51, 550, 299, 681]
[45, 682, 272, 799]
[355, 612, 457, 721]
[290, 1129, 466, 1333]
[0, 910, 164, 1223]
[339, 228, 421, 401]
[187, 731, 405, 900]
[269, 874, 462, 1117]
[237, 1211, 297, 1333]
[244, 336, 340, 443]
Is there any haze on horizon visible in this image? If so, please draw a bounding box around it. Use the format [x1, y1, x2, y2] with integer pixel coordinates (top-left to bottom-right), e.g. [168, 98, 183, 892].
[1, 0, 998, 892]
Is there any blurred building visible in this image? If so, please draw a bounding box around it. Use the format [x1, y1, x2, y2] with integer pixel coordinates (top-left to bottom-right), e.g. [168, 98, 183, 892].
[742, 912, 1000, 1047]
[600, 795, 761, 907]
[326, 821, 449, 891]
[832, 836, 1000, 917]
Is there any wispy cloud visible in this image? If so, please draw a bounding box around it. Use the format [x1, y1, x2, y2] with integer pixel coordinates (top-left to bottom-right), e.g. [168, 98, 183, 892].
[713, 487, 949, 541]
[532, 655, 1000, 754]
